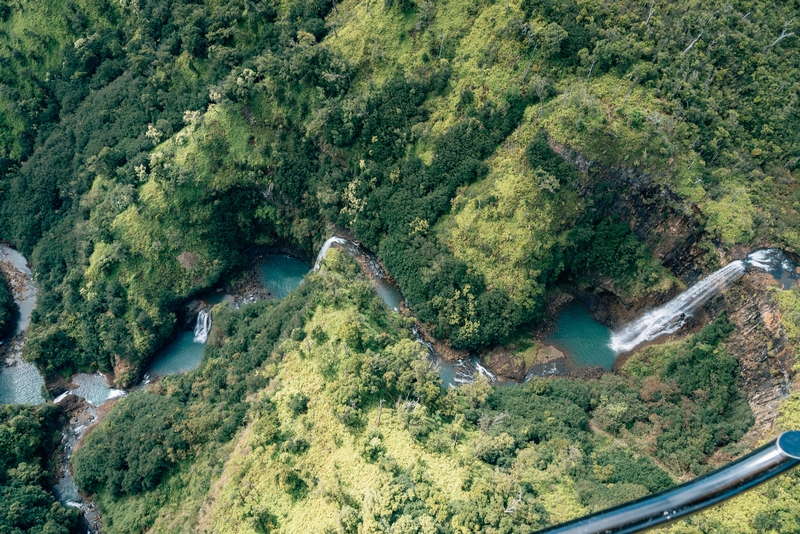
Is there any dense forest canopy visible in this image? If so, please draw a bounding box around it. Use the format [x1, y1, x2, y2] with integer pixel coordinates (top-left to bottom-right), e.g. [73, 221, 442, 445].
[0, 0, 798, 532]
[70, 252, 755, 533]
[0, 0, 798, 383]
[68, 252, 796, 533]
[0, 404, 80, 533]
[0, 270, 15, 339]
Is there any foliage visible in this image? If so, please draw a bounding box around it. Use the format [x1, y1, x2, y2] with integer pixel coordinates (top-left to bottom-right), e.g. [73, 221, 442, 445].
[0, 0, 338, 381]
[0, 404, 80, 534]
[663, 285, 800, 532]
[2, 0, 800, 530]
[73, 392, 189, 496]
[74, 252, 683, 533]
[620, 315, 753, 474]
[0, 271, 15, 339]
[5, 0, 797, 380]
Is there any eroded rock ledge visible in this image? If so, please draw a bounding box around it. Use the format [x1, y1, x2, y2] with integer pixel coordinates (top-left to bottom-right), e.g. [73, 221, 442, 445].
[711, 272, 796, 444]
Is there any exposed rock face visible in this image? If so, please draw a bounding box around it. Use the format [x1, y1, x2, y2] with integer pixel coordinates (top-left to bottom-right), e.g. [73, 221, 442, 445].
[550, 140, 708, 282]
[0, 259, 27, 298]
[57, 393, 89, 415]
[112, 354, 138, 388]
[45, 375, 75, 398]
[709, 272, 796, 443]
[184, 299, 208, 329]
[532, 141, 797, 446]
[484, 346, 527, 381]
[416, 325, 469, 363]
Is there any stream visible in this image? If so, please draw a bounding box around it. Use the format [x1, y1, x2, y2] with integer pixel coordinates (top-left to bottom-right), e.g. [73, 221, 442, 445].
[314, 237, 497, 386]
[1, 240, 798, 531]
[309, 242, 800, 385]
[0, 245, 45, 404]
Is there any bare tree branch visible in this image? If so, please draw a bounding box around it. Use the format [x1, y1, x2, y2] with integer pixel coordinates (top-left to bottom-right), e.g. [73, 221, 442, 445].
[504, 488, 524, 514]
[586, 59, 596, 81]
[682, 32, 703, 55]
[521, 43, 539, 82]
[770, 18, 796, 47]
[491, 412, 507, 430]
[375, 398, 384, 427]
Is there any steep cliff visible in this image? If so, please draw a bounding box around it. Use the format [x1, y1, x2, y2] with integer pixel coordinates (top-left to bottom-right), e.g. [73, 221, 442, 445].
[713, 272, 796, 443]
[551, 139, 710, 283]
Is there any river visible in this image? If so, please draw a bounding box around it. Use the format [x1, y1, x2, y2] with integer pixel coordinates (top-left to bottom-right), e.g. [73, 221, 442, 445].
[4, 243, 798, 398]
[0, 245, 45, 404]
[2, 240, 798, 531]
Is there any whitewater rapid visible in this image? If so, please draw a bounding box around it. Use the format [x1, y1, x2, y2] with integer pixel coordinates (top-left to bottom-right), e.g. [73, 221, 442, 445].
[0, 245, 45, 404]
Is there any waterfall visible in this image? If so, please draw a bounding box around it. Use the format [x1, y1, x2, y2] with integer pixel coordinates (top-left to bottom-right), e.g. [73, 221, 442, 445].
[610, 260, 747, 353]
[313, 236, 349, 271]
[193, 309, 211, 343]
[609, 248, 799, 354]
[473, 359, 498, 382]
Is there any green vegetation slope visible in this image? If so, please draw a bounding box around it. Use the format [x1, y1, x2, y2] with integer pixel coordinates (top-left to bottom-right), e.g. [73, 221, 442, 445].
[0, 0, 798, 532]
[0, 404, 80, 533]
[0, 0, 798, 383]
[71, 251, 770, 533]
[1, 0, 797, 383]
[0, 271, 15, 339]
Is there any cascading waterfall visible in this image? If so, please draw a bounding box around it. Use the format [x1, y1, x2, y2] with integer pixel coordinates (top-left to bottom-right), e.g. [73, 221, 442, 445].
[610, 249, 796, 354]
[313, 236, 348, 270]
[610, 260, 746, 353]
[412, 325, 493, 387]
[193, 309, 212, 343]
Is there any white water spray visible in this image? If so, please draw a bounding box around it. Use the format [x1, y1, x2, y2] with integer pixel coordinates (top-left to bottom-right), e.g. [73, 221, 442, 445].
[193, 309, 212, 343]
[610, 249, 795, 354]
[313, 236, 349, 271]
[610, 260, 747, 353]
[746, 248, 794, 273]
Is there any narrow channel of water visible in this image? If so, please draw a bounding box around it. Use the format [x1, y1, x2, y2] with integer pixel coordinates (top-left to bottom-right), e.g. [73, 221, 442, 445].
[0, 245, 45, 405]
[314, 237, 479, 386]
[0, 338, 46, 404]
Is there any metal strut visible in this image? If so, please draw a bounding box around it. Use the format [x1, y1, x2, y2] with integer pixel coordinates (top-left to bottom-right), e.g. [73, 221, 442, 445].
[537, 431, 800, 534]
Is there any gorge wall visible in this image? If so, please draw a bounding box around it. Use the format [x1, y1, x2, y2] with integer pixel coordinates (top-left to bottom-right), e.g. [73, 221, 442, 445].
[551, 140, 709, 284]
[713, 272, 797, 443]
[549, 140, 797, 442]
